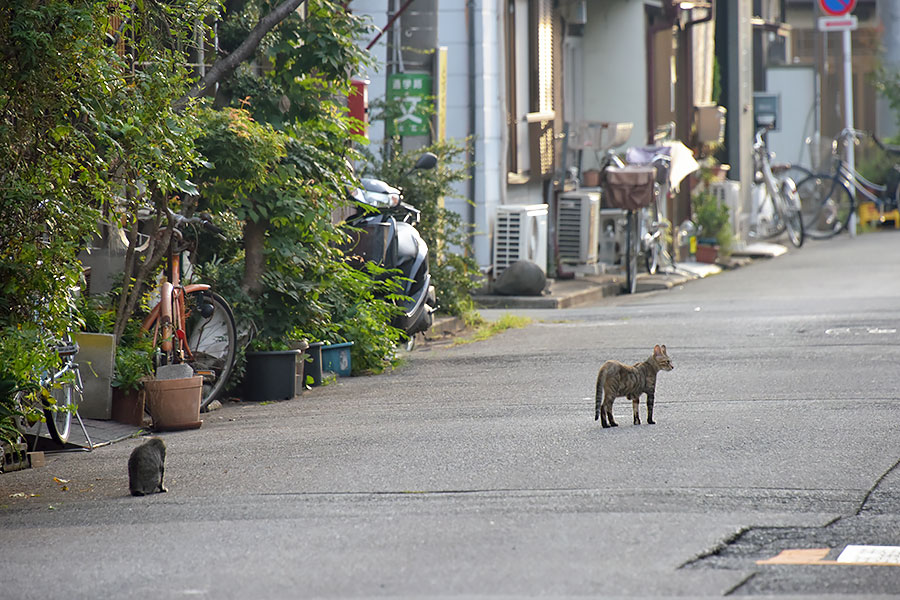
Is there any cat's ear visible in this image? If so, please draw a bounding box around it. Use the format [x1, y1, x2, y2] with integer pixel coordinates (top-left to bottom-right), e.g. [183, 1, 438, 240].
[654, 344, 662, 355]
[660, 345, 667, 355]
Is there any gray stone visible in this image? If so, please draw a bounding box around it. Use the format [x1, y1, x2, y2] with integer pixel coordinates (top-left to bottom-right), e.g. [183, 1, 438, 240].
[493, 260, 546, 296]
[155, 363, 194, 380]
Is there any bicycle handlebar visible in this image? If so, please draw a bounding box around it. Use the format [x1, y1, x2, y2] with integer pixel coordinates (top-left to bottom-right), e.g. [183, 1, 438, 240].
[167, 209, 225, 237]
[871, 132, 900, 156]
[833, 127, 900, 157]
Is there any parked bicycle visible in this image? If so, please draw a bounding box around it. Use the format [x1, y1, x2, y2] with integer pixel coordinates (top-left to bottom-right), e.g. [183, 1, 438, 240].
[140, 209, 237, 411]
[795, 128, 900, 239]
[625, 146, 678, 275]
[598, 148, 658, 294]
[750, 128, 804, 247]
[13, 318, 92, 448]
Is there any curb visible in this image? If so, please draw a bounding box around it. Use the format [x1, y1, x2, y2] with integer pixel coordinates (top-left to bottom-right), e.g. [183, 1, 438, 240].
[472, 278, 619, 310]
[472, 268, 701, 310]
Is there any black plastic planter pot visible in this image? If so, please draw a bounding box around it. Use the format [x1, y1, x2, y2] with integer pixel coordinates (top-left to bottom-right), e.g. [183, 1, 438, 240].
[244, 350, 305, 401]
[305, 342, 324, 387]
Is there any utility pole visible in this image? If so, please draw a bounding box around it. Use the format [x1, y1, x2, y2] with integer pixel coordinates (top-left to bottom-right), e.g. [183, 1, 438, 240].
[717, 0, 754, 245]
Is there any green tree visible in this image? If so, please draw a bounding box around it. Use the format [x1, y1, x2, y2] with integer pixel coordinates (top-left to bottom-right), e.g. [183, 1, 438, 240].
[873, 64, 900, 137]
[1, 0, 110, 338]
[191, 1, 409, 371]
[193, 107, 405, 370]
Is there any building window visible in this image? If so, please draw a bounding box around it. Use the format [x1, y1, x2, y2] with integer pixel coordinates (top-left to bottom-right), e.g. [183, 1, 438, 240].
[506, 0, 555, 182]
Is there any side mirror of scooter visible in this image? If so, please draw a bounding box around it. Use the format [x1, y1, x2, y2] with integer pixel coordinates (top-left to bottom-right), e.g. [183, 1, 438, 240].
[413, 152, 438, 171]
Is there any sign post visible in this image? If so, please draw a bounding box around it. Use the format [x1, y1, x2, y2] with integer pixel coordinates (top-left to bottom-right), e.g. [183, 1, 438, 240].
[817, 0, 857, 235]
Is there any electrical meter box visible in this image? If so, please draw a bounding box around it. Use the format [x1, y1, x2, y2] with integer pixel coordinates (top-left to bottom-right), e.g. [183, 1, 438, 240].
[753, 93, 780, 131]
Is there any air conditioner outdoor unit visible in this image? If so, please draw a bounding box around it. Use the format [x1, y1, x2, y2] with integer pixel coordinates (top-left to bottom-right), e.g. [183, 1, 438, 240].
[493, 204, 548, 276]
[557, 192, 600, 264]
[710, 180, 742, 239]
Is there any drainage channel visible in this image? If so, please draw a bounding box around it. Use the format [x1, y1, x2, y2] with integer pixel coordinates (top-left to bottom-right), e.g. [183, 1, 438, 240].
[682, 458, 900, 595]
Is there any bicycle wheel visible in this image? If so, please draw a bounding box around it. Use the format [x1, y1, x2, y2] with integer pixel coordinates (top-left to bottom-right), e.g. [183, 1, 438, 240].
[624, 211, 638, 294]
[12, 390, 32, 437]
[184, 290, 237, 410]
[777, 178, 805, 248]
[43, 377, 75, 445]
[644, 237, 660, 275]
[796, 174, 853, 239]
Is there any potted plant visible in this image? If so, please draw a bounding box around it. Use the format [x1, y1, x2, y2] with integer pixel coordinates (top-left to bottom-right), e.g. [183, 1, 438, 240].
[111, 341, 154, 427]
[692, 188, 733, 264]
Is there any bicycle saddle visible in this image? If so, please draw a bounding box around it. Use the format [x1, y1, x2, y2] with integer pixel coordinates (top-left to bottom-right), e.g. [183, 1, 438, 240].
[55, 341, 79, 357]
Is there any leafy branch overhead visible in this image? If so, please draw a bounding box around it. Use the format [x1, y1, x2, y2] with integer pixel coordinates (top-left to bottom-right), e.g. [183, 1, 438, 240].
[179, 0, 310, 106]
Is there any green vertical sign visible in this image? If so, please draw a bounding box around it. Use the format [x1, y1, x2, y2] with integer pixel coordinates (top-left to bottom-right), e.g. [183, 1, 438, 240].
[386, 73, 432, 136]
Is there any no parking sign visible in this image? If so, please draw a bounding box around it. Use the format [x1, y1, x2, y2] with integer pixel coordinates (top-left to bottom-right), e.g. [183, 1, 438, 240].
[819, 0, 856, 16]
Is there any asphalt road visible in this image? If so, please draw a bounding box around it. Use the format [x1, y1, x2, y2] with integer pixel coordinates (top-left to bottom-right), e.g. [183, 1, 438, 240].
[1, 230, 899, 598]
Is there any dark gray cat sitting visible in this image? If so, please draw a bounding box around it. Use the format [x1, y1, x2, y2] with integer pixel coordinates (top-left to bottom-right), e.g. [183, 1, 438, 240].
[128, 437, 168, 496]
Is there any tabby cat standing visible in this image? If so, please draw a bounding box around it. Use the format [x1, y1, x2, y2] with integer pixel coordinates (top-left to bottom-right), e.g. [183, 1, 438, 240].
[595, 345, 673, 427]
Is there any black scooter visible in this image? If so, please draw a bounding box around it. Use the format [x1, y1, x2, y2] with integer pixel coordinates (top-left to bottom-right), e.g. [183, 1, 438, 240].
[344, 152, 438, 339]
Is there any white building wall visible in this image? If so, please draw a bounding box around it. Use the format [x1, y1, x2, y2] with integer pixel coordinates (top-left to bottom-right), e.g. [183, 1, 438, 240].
[460, 1, 506, 270]
[581, 0, 649, 165]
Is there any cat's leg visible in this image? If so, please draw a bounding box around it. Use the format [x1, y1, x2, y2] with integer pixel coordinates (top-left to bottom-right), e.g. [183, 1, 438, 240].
[632, 395, 641, 425]
[599, 391, 611, 428]
[604, 391, 618, 427]
[646, 392, 655, 425]
[158, 464, 168, 493]
[595, 375, 605, 424]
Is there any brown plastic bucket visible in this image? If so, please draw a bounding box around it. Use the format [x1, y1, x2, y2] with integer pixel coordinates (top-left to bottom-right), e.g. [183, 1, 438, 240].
[145, 376, 203, 431]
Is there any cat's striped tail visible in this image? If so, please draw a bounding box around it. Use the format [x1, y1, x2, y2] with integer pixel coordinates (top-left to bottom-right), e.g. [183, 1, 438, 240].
[594, 368, 605, 420]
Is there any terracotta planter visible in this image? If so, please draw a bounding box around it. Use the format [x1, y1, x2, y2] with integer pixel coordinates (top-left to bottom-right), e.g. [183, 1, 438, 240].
[695, 243, 719, 264]
[582, 169, 601, 187]
[111, 386, 148, 427]
[145, 376, 203, 431]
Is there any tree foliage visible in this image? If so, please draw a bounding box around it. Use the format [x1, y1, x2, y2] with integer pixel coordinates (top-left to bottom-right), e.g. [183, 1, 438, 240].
[193, 107, 405, 371]
[0, 0, 213, 423]
[1, 0, 108, 337]
[0, 0, 461, 416]
[191, 1, 405, 373]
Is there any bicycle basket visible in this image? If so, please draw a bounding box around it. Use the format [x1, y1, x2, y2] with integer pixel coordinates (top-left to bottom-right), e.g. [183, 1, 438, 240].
[603, 165, 657, 211]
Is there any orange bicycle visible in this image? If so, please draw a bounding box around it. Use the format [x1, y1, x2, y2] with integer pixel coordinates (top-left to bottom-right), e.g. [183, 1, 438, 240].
[140, 209, 237, 411]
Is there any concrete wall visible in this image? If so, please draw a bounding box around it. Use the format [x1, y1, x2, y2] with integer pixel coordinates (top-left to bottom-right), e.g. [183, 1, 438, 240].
[580, 0, 650, 165]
